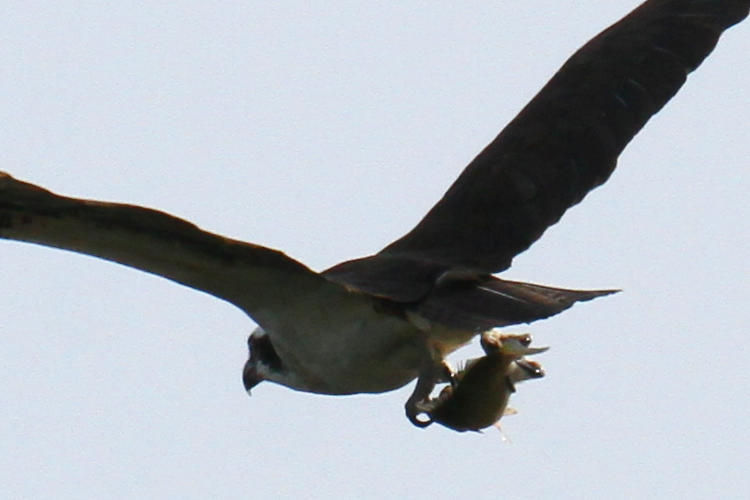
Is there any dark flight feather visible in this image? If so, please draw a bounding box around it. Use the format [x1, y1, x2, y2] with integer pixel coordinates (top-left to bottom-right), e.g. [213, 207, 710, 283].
[325, 0, 749, 304]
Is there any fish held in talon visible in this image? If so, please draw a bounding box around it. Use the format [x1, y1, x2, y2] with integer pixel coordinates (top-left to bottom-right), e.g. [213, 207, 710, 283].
[422, 333, 548, 433]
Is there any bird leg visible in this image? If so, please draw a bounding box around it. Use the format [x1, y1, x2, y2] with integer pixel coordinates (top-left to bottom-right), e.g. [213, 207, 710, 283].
[405, 347, 454, 428]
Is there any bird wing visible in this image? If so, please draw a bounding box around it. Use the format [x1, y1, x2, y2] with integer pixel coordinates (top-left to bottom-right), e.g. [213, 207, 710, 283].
[0, 172, 364, 331]
[326, 0, 749, 299]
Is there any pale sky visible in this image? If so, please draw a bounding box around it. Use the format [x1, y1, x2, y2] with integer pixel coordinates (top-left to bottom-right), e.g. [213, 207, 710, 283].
[2, 1, 748, 498]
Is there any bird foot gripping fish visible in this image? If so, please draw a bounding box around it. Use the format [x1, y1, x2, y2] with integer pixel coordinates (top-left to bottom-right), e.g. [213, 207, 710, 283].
[416, 333, 548, 433]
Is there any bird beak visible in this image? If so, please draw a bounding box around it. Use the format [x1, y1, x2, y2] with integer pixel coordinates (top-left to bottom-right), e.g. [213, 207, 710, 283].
[242, 360, 261, 396]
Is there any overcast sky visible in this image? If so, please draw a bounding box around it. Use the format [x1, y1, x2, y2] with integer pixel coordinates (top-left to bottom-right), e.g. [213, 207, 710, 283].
[2, 1, 748, 498]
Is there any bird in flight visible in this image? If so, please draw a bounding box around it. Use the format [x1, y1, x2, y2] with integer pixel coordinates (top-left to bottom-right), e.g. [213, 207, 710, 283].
[1, 0, 748, 429]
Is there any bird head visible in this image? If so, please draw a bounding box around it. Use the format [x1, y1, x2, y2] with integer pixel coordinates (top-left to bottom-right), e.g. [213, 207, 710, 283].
[242, 327, 283, 395]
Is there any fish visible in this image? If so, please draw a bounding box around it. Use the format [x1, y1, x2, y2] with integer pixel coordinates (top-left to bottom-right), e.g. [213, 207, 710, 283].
[421, 333, 548, 432]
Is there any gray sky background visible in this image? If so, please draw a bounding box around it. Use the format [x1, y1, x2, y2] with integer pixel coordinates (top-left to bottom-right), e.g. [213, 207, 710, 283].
[2, 1, 748, 498]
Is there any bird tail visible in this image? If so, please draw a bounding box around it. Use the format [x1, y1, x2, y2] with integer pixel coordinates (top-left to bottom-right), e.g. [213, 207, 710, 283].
[412, 275, 618, 331]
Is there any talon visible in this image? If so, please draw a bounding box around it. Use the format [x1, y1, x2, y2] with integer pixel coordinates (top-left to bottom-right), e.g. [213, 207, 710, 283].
[404, 343, 447, 428]
[405, 400, 433, 428]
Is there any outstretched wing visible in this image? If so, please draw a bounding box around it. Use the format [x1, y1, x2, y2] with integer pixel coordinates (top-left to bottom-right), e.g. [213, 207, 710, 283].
[327, 0, 749, 299]
[0, 172, 357, 331]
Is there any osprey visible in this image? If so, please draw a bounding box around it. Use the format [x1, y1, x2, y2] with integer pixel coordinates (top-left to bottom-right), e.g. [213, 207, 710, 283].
[1, 0, 748, 429]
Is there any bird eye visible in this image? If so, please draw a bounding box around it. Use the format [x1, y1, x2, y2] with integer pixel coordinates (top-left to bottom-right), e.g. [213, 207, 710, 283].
[520, 334, 532, 347]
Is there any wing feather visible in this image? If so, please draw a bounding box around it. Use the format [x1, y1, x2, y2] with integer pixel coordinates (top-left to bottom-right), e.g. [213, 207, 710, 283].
[377, 0, 749, 273]
[0, 172, 349, 329]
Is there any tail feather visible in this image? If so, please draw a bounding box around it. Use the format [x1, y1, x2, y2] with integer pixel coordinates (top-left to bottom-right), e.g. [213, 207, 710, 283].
[413, 276, 618, 331]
